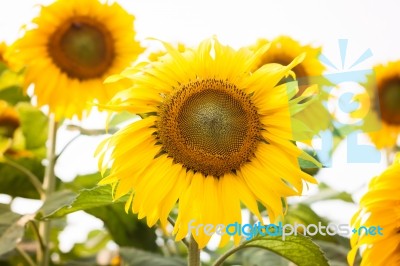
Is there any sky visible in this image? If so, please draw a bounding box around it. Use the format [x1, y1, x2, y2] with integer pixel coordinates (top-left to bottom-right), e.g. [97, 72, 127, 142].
[0, 0, 399, 251]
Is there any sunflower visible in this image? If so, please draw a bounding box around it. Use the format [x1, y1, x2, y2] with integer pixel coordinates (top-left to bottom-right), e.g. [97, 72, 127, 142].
[348, 155, 400, 265]
[0, 100, 19, 139]
[251, 37, 324, 82]
[249, 36, 331, 140]
[11, 0, 143, 120]
[0, 42, 24, 90]
[0, 100, 32, 158]
[367, 61, 400, 149]
[96, 38, 319, 248]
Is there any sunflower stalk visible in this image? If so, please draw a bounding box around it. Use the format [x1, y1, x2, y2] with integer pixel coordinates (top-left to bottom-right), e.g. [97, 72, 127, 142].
[188, 235, 201, 266]
[66, 124, 118, 135]
[16, 245, 37, 266]
[55, 134, 80, 162]
[38, 117, 57, 266]
[28, 220, 46, 256]
[212, 244, 246, 266]
[168, 216, 189, 248]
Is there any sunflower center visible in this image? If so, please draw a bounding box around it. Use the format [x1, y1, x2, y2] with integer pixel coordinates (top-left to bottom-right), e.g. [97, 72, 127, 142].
[157, 79, 261, 177]
[0, 116, 19, 138]
[48, 16, 115, 80]
[379, 79, 400, 125]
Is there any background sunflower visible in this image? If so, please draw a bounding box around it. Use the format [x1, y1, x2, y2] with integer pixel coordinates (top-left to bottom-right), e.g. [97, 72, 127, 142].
[348, 156, 400, 265]
[367, 61, 400, 149]
[11, 0, 143, 120]
[0, 100, 24, 157]
[251, 36, 324, 81]
[249, 36, 332, 141]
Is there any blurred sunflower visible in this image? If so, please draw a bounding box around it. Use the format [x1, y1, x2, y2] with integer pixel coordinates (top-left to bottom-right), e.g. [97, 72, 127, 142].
[96, 38, 319, 248]
[11, 0, 143, 120]
[367, 61, 400, 149]
[0, 42, 23, 89]
[0, 100, 31, 158]
[249, 36, 331, 141]
[0, 100, 19, 139]
[251, 37, 324, 84]
[348, 155, 400, 265]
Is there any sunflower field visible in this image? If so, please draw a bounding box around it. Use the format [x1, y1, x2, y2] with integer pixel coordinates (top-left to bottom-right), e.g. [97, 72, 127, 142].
[0, 0, 399, 266]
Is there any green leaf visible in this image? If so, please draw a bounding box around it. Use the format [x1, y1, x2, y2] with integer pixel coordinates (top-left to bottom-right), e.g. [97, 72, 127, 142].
[0, 204, 10, 214]
[0, 68, 24, 97]
[298, 158, 319, 169]
[0, 213, 33, 256]
[108, 111, 138, 128]
[314, 240, 351, 266]
[44, 186, 128, 218]
[119, 248, 186, 266]
[286, 204, 324, 225]
[302, 182, 354, 204]
[0, 212, 21, 236]
[284, 204, 352, 244]
[66, 124, 118, 136]
[16, 103, 48, 157]
[68, 229, 111, 257]
[279, 204, 354, 265]
[299, 149, 320, 176]
[44, 181, 160, 252]
[333, 125, 357, 139]
[87, 203, 159, 252]
[240, 235, 329, 266]
[7, 222, 29, 247]
[0, 157, 45, 199]
[0, 62, 7, 74]
[0, 86, 29, 106]
[283, 204, 337, 243]
[241, 248, 291, 266]
[37, 190, 77, 219]
[62, 172, 102, 192]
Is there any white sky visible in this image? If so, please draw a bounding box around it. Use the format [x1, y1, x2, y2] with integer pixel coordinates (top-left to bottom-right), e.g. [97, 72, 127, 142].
[1, 0, 400, 64]
[0, 0, 399, 251]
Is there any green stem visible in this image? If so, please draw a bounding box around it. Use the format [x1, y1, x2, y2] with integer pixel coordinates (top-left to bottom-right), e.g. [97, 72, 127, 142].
[16, 245, 37, 266]
[188, 235, 200, 266]
[168, 216, 189, 248]
[212, 245, 244, 266]
[28, 220, 45, 255]
[38, 117, 57, 266]
[55, 134, 80, 162]
[66, 124, 118, 135]
[3, 158, 45, 197]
